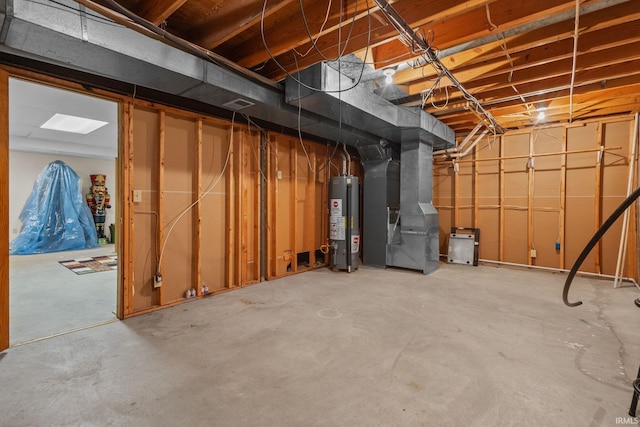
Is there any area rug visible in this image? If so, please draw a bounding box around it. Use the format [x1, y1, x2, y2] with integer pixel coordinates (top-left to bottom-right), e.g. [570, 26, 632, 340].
[59, 254, 118, 275]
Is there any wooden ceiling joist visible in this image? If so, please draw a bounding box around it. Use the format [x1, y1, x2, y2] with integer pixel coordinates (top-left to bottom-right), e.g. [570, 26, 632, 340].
[89, 0, 640, 134]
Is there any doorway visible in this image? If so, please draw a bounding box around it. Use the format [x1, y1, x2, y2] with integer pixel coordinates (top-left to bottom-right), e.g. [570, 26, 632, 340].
[8, 78, 119, 346]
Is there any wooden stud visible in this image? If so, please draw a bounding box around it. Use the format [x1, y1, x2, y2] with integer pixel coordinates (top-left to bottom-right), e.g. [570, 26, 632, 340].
[322, 145, 330, 265]
[265, 135, 272, 278]
[630, 119, 639, 281]
[254, 131, 262, 282]
[626, 118, 638, 281]
[594, 123, 603, 274]
[291, 138, 298, 273]
[157, 111, 166, 305]
[473, 145, 479, 229]
[499, 135, 505, 262]
[0, 68, 9, 351]
[121, 101, 136, 317]
[237, 128, 247, 286]
[194, 118, 202, 292]
[527, 131, 534, 266]
[267, 134, 278, 278]
[225, 125, 235, 288]
[616, 116, 639, 286]
[453, 160, 460, 227]
[305, 143, 317, 268]
[559, 126, 567, 269]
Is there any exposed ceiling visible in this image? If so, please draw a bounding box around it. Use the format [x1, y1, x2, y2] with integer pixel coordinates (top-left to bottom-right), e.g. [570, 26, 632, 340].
[9, 78, 118, 159]
[85, 0, 639, 137]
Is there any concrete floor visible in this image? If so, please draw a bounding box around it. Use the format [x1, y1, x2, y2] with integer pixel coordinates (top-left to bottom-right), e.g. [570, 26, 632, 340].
[9, 245, 117, 345]
[1, 263, 639, 426]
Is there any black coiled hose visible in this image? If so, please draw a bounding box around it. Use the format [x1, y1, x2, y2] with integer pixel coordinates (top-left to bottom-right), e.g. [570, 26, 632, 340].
[563, 185, 640, 307]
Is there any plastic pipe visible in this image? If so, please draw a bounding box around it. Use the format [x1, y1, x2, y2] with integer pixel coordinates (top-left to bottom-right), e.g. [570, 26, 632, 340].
[563, 185, 640, 307]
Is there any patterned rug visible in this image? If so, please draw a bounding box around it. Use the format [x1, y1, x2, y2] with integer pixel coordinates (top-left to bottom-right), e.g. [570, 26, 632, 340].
[59, 254, 118, 275]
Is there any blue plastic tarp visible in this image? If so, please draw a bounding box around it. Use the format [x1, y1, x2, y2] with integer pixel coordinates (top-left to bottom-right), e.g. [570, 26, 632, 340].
[9, 160, 99, 255]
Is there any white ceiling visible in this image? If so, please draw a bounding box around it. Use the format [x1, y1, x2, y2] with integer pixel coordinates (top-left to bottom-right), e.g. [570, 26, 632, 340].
[9, 78, 118, 160]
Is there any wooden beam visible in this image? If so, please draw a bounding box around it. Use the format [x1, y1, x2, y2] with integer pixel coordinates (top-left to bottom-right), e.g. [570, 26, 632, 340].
[133, 0, 187, 26]
[394, 2, 640, 84]
[415, 47, 640, 100]
[0, 68, 8, 351]
[119, 101, 135, 318]
[191, 0, 298, 49]
[430, 77, 640, 131]
[399, 26, 640, 88]
[371, 0, 583, 68]
[259, 0, 499, 78]
[455, 78, 640, 118]
[229, 0, 369, 69]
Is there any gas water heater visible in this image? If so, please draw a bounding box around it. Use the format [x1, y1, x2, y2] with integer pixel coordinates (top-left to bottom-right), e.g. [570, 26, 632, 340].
[329, 175, 359, 272]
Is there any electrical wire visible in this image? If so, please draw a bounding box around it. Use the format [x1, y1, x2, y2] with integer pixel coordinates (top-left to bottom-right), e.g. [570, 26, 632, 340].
[294, 0, 334, 57]
[568, 0, 580, 122]
[297, 0, 360, 61]
[240, 113, 269, 183]
[260, 0, 372, 93]
[156, 112, 236, 274]
[371, 0, 503, 132]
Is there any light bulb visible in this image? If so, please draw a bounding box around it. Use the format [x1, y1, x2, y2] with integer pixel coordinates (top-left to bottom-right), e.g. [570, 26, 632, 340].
[537, 111, 546, 121]
[385, 74, 393, 85]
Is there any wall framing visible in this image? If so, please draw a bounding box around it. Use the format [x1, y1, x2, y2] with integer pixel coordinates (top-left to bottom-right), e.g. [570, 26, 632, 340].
[434, 115, 638, 279]
[0, 66, 357, 348]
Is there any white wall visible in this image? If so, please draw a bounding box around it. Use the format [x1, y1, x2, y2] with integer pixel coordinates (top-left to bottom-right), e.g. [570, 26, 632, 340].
[9, 150, 117, 240]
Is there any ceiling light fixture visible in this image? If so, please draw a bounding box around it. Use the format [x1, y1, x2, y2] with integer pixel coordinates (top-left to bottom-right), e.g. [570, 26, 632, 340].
[536, 101, 548, 121]
[40, 113, 108, 134]
[383, 68, 396, 85]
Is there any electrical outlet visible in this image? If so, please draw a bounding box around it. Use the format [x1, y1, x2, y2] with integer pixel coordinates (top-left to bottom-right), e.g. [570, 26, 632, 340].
[133, 190, 142, 203]
[530, 249, 537, 258]
[154, 274, 163, 288]
[276, 170, 283, 180]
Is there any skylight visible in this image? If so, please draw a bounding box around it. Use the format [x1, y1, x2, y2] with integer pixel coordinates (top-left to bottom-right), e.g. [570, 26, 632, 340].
[40, 113, 108, 134]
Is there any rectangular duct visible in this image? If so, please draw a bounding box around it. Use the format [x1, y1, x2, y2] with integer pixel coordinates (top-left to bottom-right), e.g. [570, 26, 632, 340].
[386, 140, 439, 275]
[361, 158, 399, 268]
